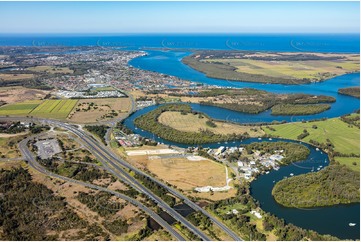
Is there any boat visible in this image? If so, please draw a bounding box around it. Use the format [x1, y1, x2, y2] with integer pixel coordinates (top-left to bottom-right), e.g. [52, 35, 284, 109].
[269, 138, 272, 141]
[258, 138, 262, 140]
[349, 223, 356, 226]
[316, 148, 319, 151]
[325, 159, 327, 163]
[317, 168, 320, 171]
[272, 180, 275, 183]
[265, 171, 270, 174]
[290, 173, 294, 176]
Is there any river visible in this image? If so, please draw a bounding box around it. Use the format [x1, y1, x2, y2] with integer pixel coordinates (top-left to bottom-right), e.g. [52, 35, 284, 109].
[124, 103, 360, 240]
[124, 44, 360, 239]
[2, 34, 359, 239]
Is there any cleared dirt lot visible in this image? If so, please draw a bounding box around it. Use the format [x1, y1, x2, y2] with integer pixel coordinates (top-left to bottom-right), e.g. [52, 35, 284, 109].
[0, 86, 50, 104]
[68, 97, 132, 123]
[128, 152, 237, 200]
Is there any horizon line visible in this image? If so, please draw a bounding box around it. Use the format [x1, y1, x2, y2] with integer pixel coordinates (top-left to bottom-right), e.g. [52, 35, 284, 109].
[0, 32, 359, 35]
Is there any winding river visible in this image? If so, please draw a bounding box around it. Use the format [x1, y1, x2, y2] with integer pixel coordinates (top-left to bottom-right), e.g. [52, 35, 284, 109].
[1, 34, 358, 239]
[124, 48, 360, 239]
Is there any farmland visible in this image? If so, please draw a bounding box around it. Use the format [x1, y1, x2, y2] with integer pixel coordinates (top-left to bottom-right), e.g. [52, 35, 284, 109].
[0, 100, 42, 115]
[264, 117, 359, 155]
[30, 99, 78, 119]
[335, 157, 360, 172]
[183, 51, 360, 84]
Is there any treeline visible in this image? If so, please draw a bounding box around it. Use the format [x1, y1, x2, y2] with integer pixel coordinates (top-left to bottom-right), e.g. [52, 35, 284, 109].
[272, 165, 360, 208]
[0, 122, 26, 134]
[29, 123, 50, 134]
[338, 86, 360, 98]
[271, 104, 331, 116]
[244, 141, 310, 165]
[135, 173, 176, 207]
[38, 157, 113, 184]
[134, 104, 249, 145]
[84, 125, 109, 144]
[0, 167, 86, 240]
[340, 113, 360, 128]
[115, 121, 133, 135]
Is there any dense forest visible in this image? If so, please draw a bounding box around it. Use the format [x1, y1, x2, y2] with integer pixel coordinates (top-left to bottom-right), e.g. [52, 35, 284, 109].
[134, 104, 249, 145]
[272, 165, 360, 208]
[0, 167, 86, 240]
[244, 141, 310, 164]
[271, 104, 331, 116]
[84, 125, 109, 144]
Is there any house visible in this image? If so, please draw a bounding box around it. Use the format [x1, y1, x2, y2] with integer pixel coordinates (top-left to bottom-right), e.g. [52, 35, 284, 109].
[270, 154, 284, 161]
[215, 146, 226, 155]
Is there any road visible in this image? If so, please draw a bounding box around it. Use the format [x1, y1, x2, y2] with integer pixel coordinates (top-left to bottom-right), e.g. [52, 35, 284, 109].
[49, 119, 241, 241]
[1, 116, 242, 241]
[45, 120, 212, 241]
[18, 136, 186, 241]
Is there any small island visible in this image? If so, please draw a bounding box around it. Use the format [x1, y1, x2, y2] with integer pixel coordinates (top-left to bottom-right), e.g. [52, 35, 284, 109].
[271, 104, 331, 116]
[154, 87, 336, 115]
[338, 86, 360, 98]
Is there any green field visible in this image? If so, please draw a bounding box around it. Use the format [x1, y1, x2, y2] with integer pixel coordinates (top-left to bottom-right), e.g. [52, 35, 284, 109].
[30, 99, 78, 119]
[209, 58, 359, 80]
[264, 117, 359, 157]
[92, 86, 116, 92]
[0, 100, 42, 115]
[335, 157, 360, 172]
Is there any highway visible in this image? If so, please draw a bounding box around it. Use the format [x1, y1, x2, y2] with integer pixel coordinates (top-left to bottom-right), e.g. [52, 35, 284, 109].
[1, 116, 242, 241]
[18, 136, 186, 241]
[49, 119, 241, 241]
[43, 120, 212, 241]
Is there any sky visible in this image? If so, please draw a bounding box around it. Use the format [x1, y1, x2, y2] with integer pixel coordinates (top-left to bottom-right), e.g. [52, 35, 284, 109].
[0, 1, 359, 34]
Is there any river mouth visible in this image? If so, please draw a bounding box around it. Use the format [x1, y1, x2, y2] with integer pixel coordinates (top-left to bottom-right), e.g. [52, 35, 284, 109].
[124, 103, 360, 240]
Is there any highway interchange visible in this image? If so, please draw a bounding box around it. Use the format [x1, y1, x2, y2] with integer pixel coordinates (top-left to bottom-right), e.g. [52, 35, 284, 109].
[1, 115, 242, 241]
